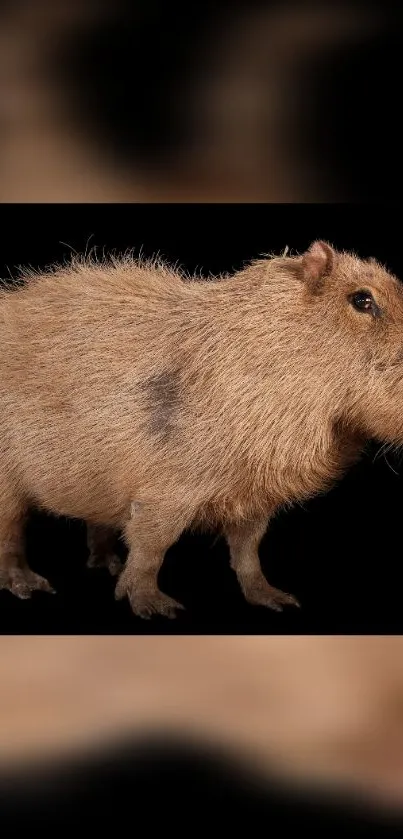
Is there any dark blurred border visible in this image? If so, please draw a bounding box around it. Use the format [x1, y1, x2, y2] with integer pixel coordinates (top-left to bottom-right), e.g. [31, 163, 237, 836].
[1, 0, 401, 201]
[1, 734, 403, 831]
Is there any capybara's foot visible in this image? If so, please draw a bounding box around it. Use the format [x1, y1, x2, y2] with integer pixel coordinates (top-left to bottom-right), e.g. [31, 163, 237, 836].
[0, 567, 55, 599]
[115, 575, 184, 619]
[87, 551, 123, 577]
[245, 580, 300, 612]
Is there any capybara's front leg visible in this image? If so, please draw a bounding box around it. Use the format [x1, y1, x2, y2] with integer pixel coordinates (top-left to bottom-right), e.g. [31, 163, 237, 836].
[115, 502, 189, 619]
[0, 483, 54, 598]
[86, 524, 123, 577]
[225, 515, 300, 612]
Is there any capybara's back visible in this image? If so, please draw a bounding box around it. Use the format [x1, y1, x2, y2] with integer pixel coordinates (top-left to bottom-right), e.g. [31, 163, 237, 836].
[1, 241, 403, 617]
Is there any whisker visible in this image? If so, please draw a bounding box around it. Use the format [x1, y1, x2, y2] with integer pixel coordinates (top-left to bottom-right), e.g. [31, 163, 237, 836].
[384, 455, 399, 476]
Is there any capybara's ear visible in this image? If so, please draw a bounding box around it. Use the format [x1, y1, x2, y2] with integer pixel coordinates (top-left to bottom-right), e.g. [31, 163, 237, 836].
[301, 241, 334, 291]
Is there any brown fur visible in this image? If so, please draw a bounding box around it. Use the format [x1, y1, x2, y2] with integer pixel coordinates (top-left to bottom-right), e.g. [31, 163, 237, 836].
[1, 242, 402, 616]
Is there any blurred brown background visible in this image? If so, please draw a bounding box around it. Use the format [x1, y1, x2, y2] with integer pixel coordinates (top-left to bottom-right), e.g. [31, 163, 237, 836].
[0, 0, 400, 202]
[1, 636, 403, 811]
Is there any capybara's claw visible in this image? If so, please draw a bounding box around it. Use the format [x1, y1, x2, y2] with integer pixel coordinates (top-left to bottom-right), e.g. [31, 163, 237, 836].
[246, 583, 300, 612]
[115, 576, 184, 619]
[0, 568, 55, 599]
[130, 593, 184, 620]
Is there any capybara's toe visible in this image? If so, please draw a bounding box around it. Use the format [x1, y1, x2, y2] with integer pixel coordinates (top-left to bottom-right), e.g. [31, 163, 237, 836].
[87, 552, 123, 577]
[130, 591, 184, 620]
[246, 582, 300, 612]
[0, 568, 55, 599]
[115, 575, 184, 619]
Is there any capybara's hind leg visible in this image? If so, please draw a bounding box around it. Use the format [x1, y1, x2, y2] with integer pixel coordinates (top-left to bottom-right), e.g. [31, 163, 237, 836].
[0, 482, 54, 599]
[115, 502, 188, 619]
[86, 524, 123, 577]
[225, 516, 300, 612]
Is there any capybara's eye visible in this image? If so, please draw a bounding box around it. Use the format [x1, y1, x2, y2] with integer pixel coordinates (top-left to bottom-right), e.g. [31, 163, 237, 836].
[350, 290, 375, 314]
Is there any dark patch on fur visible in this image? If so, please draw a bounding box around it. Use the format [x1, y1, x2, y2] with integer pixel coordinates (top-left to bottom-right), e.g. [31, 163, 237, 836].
[373, 361, 386, 372]
[143, 370, 181, 441]
[374, 347, 403, 373]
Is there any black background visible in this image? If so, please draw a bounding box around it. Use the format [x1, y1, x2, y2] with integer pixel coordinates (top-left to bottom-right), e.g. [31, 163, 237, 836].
[0, 203, 402, 634]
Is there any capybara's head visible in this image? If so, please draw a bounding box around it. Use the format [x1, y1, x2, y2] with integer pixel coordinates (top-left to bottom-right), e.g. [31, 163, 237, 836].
[293, 241, 403, 443]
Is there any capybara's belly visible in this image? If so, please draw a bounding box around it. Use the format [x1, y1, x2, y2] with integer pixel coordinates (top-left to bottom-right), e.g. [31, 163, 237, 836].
[22, 458, 130, 526]
[3, 416, 130, 525]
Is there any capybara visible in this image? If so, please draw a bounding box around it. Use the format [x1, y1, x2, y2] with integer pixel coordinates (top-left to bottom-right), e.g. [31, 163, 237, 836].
[0, 241, 401, 618]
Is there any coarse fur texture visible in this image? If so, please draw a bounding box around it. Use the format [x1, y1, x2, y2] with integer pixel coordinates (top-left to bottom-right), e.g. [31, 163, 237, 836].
[1, 241, 402, 617]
